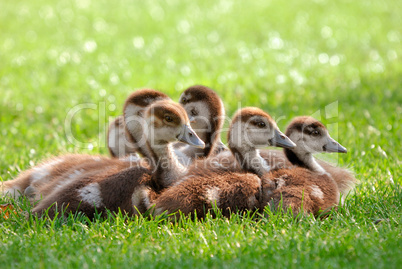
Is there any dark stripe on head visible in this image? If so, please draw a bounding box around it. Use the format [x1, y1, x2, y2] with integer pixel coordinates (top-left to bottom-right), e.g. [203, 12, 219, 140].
[285, 116, 326, 136]
[231, 107, 274, 125]
[124, 89, 169, 110]
[146, 100, 189, 125]
[284, 116, 327, 166]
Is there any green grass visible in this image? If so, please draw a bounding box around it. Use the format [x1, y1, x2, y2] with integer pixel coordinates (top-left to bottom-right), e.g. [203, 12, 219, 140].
[1, 0, 401, 268]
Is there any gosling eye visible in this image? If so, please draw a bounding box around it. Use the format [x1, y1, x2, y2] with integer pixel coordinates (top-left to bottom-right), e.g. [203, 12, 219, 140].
[164, 115, 173, 122]
[191, 109, 198, 116]
[257, 122, 266, 128]
[311, 130, 320, 136]
[181, 97, 187, 104]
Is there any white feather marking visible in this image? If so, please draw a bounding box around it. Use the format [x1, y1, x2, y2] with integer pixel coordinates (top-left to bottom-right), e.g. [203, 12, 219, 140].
[277, 176, 286, 188]
[131, 185, 149, 208]
[310, 185, 324, 200]
[257, 149, 271, 172]
[205, 187, 220, 206]
[51, 171, 85, 195]
[77, 183, 104, 207]
[31, 159, 63, 183]
[67, 169, 84, 180]
[131, 187, 142, 208]
[142, 188, 151, 209]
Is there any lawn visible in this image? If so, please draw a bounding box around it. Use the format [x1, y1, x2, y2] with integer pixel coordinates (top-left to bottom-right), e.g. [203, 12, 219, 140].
[0, 0, 401, 268]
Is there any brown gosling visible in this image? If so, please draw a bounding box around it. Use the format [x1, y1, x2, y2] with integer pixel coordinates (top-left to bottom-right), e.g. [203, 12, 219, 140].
[150, 107, 296, 219]
[260, 116, 355, 203]
[151, 112, 346, 218]
[107, 85, 227, 165]
[0, 89, 169, 201]
[174, 85, 227, 165]
[108, 88, 170, 158]
[31, 100, 204, 218]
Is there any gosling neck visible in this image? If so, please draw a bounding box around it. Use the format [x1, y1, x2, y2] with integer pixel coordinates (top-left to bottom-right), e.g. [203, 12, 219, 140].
[229, 142, 271, 178]
[149, 142, 187, 192]
[284, 148, 326, 174]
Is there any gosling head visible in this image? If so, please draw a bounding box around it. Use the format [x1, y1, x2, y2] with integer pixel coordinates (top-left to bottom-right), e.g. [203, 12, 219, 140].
[179, 85, 225, 142]
[286, 116, 347, 154]
[123, 89, 170, 140]
[145, 100, 205, 149]
[228, 107, 296, 150]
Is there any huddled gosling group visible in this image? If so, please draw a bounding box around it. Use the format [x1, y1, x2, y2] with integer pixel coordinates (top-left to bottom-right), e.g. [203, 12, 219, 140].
[1, 85, 356, 219]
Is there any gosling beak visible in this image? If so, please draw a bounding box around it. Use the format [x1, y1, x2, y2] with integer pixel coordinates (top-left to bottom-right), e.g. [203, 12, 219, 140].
[323, 136, 347, 153]
[178, 124, 205, 148]
[271, 129, 296, 149]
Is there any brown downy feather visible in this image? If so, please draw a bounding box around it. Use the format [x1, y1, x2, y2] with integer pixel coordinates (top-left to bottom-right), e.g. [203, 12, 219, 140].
[262, 167, 339, 216]
[152, 170, 261, 220]
[179, 107, 282, 179]
[151, 166, 339, 220]
[257, 116, 350, 214]
[32, 100, 201, 218]
[26, 157, 137, 203]
[2, 89, 169, 201]
[259, 150, 356, 198]
[150, 107, 289, 219]
[152, 112, 345, 218]
[210, 115, 355, 198]
[1, 154, 113, 199]
[32, 165, 152, 219]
